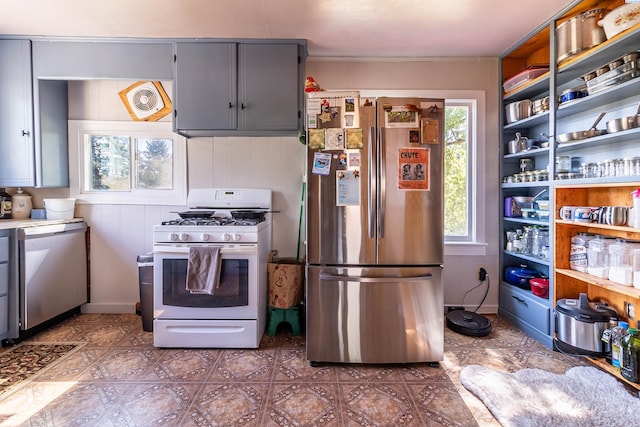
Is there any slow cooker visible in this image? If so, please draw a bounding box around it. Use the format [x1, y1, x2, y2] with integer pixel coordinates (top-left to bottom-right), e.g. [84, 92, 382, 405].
[555, 293, 617, 356]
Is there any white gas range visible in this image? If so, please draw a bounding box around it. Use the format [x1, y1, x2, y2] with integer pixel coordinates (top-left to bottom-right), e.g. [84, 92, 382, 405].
[152, 188, 272, 348]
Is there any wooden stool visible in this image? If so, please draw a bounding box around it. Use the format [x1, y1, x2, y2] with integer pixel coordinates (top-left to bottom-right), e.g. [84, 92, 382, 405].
[268, 306, 302, 336]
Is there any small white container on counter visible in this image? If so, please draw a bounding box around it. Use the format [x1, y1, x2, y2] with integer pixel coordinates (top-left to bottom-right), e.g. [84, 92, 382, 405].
[43, 198, 76, 220]
[11, 188, 32, 219]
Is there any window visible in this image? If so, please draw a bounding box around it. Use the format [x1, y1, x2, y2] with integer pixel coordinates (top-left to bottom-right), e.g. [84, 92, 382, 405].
[444, 101, 473, 241]
[68, 120, 187, 205]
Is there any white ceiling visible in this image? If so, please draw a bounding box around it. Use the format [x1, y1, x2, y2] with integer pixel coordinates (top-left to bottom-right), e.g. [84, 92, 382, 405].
[0, 0, 574, 57]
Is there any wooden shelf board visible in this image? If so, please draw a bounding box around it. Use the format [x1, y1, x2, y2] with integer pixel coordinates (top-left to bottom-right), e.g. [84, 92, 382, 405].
[556, 268, 640, 299]
[588, 357, 640, 392]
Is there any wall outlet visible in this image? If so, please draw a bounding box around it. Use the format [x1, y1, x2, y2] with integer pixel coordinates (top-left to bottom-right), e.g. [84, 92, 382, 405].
[625, 302, 635, 319]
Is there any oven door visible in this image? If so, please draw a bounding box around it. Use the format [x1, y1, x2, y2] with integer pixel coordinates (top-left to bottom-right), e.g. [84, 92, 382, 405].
[153, 243, 258, 319]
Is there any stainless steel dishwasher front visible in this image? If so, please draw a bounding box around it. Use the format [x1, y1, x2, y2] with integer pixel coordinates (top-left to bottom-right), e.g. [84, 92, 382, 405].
[18, 221, 88, 330]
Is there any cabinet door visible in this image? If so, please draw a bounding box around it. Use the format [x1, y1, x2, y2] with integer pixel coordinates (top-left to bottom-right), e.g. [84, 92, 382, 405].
[174, 42, 237, 131]
[238, 43, 300, 131]
[0, 40, 35, 187]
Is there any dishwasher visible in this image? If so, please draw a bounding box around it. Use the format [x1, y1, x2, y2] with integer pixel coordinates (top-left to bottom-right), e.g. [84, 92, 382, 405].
[18, 221, 88, 331]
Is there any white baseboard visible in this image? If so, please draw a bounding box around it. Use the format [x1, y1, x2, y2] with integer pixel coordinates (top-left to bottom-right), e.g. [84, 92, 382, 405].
[81, 303, 137, 314]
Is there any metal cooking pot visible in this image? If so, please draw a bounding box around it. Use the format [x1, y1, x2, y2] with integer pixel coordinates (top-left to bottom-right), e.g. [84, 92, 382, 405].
[507, 132, 535, 154]
[606, 101, 640, 133]
[555, 293, 617, 356]
[230, 210, 279, 220]
[505, 100, 532, 124]
[557, 112, 607, 143]
[504, 265, 540, 289]
[557, 8, 606, 63]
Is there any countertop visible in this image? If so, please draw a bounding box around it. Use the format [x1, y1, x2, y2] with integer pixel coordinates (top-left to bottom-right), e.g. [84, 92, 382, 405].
[0, 217, 85, 230]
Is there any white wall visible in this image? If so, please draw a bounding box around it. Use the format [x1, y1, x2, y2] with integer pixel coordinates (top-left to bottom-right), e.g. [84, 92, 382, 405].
[25, 57, 501, 313]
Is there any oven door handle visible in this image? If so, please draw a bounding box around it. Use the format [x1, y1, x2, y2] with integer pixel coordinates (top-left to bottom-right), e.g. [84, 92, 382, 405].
[153, 245, 258, 255]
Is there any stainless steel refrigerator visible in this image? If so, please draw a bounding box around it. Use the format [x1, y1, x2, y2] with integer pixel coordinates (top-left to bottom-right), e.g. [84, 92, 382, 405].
[306, 95, 445, 364]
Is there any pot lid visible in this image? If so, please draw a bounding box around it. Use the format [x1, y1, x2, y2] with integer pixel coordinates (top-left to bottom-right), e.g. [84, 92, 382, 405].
[556, 293, 617, 322]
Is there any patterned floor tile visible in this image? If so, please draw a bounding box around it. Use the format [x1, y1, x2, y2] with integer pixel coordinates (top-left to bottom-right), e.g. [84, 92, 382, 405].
[78, 348, 163, 381]
[149, 349, 222, 381]
[341, 383, 418, 426]
[184, 383, 268, 426]
[266, 383, 340, 426]
[272, 347, 338, 382]
[208, 349, 276, 382]
[407, 382, 478, 426]
[101, 383, 200, 426]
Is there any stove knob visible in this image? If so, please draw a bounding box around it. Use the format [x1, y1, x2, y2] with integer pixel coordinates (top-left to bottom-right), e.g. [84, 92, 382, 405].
[232, 233, 241, 242]
[201, 233, 210, 241]
[179, 233, 189, 242]
[222, 233, 231, 241]
[170, 233, 179, 241]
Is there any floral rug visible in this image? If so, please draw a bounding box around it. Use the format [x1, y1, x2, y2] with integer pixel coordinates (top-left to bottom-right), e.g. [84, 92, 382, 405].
[0, 342, 84, 398]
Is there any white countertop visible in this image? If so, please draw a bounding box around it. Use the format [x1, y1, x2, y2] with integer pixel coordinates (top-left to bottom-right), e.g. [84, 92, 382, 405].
[0, 217, 85, 230]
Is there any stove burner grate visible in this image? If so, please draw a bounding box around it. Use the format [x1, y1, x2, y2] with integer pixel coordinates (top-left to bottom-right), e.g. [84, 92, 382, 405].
[161, 217, 265, 226]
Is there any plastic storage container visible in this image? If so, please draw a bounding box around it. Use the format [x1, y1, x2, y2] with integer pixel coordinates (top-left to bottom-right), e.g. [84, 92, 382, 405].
[502, 67, 549, 93]
[137, 253, 154, 332]
[43, 198, 76, 220]
[587, 235, 615, 278]
[608, 238, 635, 286]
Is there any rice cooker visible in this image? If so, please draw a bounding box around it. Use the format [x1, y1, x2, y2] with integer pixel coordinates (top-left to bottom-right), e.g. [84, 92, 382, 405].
[555, 293, 617, 357]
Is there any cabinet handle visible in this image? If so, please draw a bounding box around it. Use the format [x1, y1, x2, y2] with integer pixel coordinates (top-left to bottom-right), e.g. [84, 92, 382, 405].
[512, 295, 527, 306]
[22, 130, 30, 136]
[241, 103, 246, 110]
[228, 102, 233, 109]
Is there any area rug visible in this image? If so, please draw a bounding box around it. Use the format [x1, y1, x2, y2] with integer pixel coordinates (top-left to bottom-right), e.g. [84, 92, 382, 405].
[460, 365, 640, 427]
[0, 342, 84, 398]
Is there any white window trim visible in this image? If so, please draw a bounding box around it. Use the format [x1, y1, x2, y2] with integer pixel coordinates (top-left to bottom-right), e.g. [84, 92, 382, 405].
[358, 90, 487, 256]
[68, 120, 187, 205]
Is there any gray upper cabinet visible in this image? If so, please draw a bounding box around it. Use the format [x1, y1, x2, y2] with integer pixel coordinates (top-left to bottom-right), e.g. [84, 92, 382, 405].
[31, 41, 173, 80]
[174, 41, 305, 136]
[0, 39, 69, 188]
[0, 40, 35, 187]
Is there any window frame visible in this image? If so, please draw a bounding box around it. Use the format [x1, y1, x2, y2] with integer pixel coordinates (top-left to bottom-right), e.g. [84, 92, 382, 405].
[68, 120, 187, 205]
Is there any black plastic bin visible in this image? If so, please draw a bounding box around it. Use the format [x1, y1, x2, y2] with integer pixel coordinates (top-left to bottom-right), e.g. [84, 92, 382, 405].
[137, 253, 154, 332]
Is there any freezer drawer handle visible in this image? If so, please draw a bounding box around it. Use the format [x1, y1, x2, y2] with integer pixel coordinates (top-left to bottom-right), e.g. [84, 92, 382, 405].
[319, 273, 432, 283]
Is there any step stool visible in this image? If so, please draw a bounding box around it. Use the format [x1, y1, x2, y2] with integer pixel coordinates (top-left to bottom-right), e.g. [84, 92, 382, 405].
[268, 306, 302, 336]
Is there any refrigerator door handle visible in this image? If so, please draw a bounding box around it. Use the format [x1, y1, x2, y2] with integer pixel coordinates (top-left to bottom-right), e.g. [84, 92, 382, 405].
[368, 127, 376, 238]
[378, 127, 385, 238]
[319, 273, 433, 283]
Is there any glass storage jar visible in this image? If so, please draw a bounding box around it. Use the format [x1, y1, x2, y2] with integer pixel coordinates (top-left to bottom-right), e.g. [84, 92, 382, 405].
[532, 226, 549, 259]
[570, 232, 594, 273]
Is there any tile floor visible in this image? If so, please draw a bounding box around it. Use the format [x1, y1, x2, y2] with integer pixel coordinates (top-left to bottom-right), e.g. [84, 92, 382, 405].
[0, 313, 593, 426]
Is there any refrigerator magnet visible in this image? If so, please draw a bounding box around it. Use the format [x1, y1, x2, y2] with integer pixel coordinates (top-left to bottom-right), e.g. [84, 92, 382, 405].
[336, 170, 360, 206]
[308, 129, 325, 150]
[341, 96, 359, 128]
[325, 128, 344, 150]
[398, 147, 430, 191]
[421, 119, 439, 144]
[347, 151, 361, 169]
[385, 106, 419, 128]
[312, 152, 332, 175]
[346, 128, 363, 149]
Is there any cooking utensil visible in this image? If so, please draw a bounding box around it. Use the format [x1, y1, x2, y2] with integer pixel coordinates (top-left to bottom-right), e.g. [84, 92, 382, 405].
[598, 3, 640, 40]
[556, 9, 606, 63]
[529, 277, 549, 298]
[606, 101, 640, 133]
[172, 210, 216, 219]
[230, 210, 279, 220]
[557, 112, 607, 143]
[505, 265, 540, 289]
[507, 132, 534, 154]
[555, 293, 617, 356]
[505, 100, 532, 124]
